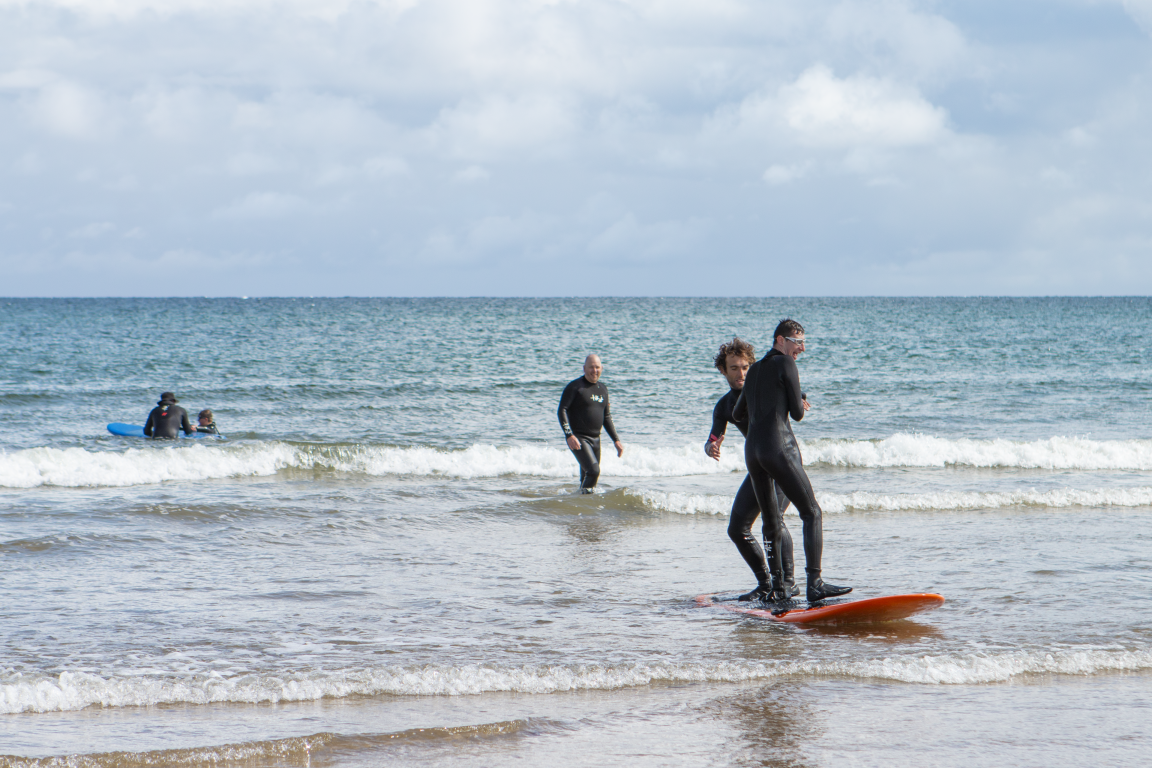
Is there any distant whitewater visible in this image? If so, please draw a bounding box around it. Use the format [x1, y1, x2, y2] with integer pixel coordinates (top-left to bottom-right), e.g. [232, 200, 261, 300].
[5, 433, 1152, 488]
[634, 487, 1152, 515]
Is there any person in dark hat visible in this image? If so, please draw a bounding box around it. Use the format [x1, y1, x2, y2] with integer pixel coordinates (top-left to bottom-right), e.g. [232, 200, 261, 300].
[143, 392, 195, 439]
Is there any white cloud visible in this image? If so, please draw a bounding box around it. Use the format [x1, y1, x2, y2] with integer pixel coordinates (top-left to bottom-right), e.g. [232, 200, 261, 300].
[587, 213, 705, 261]
[779, 65, 948, 148]
[1, 0, 1151, 295]
[213, 192, 308, 219]
[28, 81, 116, 139]
[430, 94, 578, 159]
[70, 222, 116, 238]
[1119, 0, 1152, 33]
[454, 165, 490, 183]
[763, 163, 808, 185]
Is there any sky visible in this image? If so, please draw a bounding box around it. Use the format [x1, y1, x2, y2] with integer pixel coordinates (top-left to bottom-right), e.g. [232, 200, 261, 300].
[3, 0, 1152, 297]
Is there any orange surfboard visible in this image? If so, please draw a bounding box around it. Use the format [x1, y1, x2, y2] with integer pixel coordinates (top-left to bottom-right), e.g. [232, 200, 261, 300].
[696, 592, 944, 624]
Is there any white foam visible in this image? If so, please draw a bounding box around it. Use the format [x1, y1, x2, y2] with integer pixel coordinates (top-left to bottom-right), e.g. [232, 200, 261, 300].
[637, 487, 1152, 515]
[5, 434, 1152, 488]
[803, 434, 1152, 470]
[0, 444, 298, 488]
[0, 442, 745, 488]
[4, 649, 1150, 713]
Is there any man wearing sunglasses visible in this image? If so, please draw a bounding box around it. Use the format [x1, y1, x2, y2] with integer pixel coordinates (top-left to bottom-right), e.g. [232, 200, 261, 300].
[733, 319, 851, 604]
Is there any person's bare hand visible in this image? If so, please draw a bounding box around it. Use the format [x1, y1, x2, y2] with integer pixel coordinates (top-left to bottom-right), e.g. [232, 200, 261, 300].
[615, 441, 624, 457]
[802, 397, 811, 411]
[705, 435, 723, 460]
[566, 435, 580, 451]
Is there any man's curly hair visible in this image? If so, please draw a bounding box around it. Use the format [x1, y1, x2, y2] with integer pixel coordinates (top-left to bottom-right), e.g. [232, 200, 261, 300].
[714, 337, 756, 371]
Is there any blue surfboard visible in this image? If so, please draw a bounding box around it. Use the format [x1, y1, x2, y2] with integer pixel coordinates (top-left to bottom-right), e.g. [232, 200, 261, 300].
[107, 423, 218, 439]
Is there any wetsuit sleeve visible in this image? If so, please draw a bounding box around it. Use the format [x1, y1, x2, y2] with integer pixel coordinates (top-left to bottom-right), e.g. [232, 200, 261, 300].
[782, 357, 805, 421]
[731, 389, 747, 424]
[558, 380, 577, 437]
[143, 409, 155, 437]
[603, 393, 620, 443]
[181, 410, 195, 435]
[709, 397, 728, 441]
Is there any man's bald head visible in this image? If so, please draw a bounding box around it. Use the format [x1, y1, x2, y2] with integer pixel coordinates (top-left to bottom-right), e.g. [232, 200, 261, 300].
[583, 354, 603, 383]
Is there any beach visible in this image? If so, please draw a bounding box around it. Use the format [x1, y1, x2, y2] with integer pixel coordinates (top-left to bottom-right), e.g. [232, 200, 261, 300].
[2, 297, 1151, 766]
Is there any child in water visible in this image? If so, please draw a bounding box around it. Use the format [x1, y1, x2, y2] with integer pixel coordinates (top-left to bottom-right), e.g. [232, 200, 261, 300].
[196, 409, 220, 435]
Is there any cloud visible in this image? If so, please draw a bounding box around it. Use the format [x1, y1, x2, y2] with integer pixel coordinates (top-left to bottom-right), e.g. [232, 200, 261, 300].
[587, 213, 705, 261]
[779, 65, 948, 148]
[213, 192, 308, 219]
[430, 93, 578, 159]
[454, 165, 490, 183]
[1119, 0, 1152, 33]
[763, 163, 808, 185]
[1, 0, 1151, 296]
[28, 81, 116, 139]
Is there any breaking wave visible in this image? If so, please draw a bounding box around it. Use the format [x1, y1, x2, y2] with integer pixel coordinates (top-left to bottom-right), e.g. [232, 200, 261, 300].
[4, 649, 1151, 714]
[803, 434, 1152, 470]
[636, 486, 1152, 515]
[4, 433, 1152, 488]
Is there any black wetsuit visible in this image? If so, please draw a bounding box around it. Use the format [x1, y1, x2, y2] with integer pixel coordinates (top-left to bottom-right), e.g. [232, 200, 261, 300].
[558, 377, 620, 491]
[709, 388, 795, 588]
[732, 350, 823, 589]
[144, 401, 194, 439]
[196, 422, 220, 435]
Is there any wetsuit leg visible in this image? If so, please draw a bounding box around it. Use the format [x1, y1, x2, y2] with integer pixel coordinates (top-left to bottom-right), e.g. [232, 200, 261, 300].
[727, 475, 768, 584]
[728, 476, 795, 587]
[764, 451, 823, 582]
[570, 435, 601, 491]
[745, 452, 787, 590]
[768, 488, 796, 589]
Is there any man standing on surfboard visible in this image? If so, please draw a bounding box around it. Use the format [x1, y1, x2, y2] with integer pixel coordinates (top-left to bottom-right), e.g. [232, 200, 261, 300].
[558, 354, 624, 493]
[706, 338, 798, 601]
[733, 320, 851, 604]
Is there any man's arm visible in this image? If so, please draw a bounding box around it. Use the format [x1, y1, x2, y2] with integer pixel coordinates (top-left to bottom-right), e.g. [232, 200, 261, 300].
[602, 393, 620, 443]
[143, 409, 154, 437]
[602, 394, 624, 457]
[558, 380, 577, 437]
[181, 410, 195, 435]
[782, 358, 805, 421]
[705, 396, 728, 459]
[558, 380, 582, 451]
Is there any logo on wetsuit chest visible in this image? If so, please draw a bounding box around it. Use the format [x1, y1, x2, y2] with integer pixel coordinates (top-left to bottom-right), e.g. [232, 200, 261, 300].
[589, 394, 604, 403]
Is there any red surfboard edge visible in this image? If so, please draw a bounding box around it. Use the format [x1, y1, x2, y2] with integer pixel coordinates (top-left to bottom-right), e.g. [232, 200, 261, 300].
[695, 592, 945, 624]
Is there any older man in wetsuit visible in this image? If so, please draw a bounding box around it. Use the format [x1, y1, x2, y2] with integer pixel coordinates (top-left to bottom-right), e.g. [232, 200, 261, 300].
[143, 392, 196, 439]
[733, 320, 851, 604]
[558, 354, 624, 493]
[706, 337, 799, 600]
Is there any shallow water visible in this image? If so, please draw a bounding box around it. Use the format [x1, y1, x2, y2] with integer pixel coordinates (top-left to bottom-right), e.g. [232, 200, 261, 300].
[2, 298, 1151, 765]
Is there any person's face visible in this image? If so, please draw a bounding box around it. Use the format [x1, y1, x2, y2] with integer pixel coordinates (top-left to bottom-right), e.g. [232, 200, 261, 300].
[198, 416, 212, 426]
[777, 333, 805, 360]
[583, 356, 603, 383]
[723, 354, 751, 390]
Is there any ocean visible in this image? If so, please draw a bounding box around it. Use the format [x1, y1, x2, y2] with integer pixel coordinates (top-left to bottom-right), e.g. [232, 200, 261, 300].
[1, 297, 1151, 767]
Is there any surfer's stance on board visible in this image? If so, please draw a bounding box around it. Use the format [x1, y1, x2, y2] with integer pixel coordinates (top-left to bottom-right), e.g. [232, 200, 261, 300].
[733, 320, 851, 604]
[143, 392, 196, 439]
[558, 354, 624, 493]
[707, 338, 799, 600]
